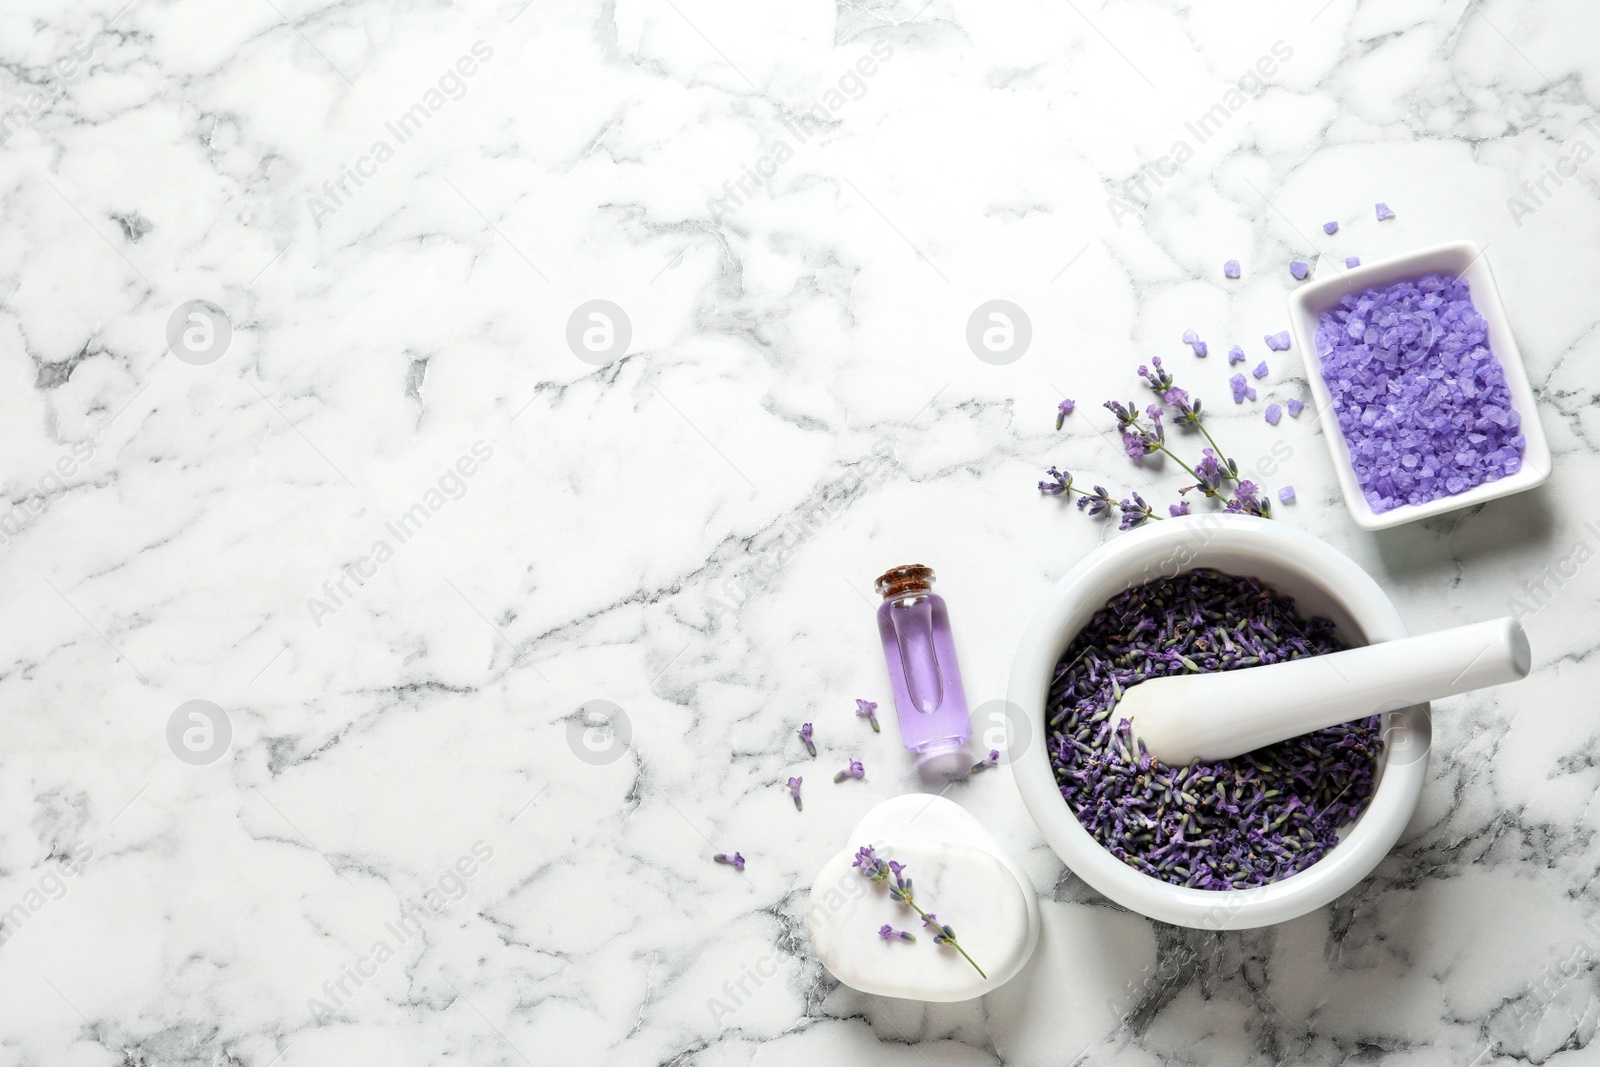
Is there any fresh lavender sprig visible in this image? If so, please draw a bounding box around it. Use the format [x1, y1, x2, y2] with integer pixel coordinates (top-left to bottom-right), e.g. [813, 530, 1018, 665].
[786, 776, 803, 811]
[855, 699, 880, 733]
[833, 759, 865, 783]
[798, 722, 816, 758]
[853, 846, 986, 978]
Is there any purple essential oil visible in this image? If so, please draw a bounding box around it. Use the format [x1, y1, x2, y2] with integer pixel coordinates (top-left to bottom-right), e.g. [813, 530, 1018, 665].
[874, 565, 973, 767]
[1047, 569, 1382, 890]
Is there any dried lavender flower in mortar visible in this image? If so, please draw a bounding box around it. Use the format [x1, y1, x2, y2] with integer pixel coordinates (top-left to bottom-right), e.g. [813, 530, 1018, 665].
[1055, 398, 1075, 428]
[1375, 202, 1394, 221]
[1345, 256, 1360, 268]
[878, 924, 916, 942]
[1286, 398, 1305, 418]
[1228, 345, 1246, 364]
[1278, 485, 1296, 503]
[798, 722, 816, 757]
[1045, 570, 1381, 890]
[856, 699, 881, 733]
[1323, 221, 1339, 235]
[1290, 261, 1309, 280]
[714, 852, 746, 871]
[1265, 331, 1291, 351]
[1265, 403, 1282, 425]
[1224, 260, 1241, 279]
[834, 758, 865, 783]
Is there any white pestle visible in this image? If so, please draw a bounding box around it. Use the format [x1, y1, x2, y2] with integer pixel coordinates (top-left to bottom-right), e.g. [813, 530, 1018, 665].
[1119, 617, 1531, 765]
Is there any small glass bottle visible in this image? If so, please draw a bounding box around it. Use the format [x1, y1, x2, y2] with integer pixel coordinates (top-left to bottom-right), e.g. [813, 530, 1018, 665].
[874, 565, 973, 770]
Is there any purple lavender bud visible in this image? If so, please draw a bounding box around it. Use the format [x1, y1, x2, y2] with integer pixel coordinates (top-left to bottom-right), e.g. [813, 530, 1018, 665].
[971, 748, 1001, 772]
[834, 758, 865, 783]
[798, 722, 816, 758]
[713, 852, 746, 871]
[855, 699, 880, 733]
[787, 776, 803, 811]
[878, 924, 916, 942]
[1038, 466, 1073, 496]
[1055, 397, 1075, 429]
[1169, 501, 1190, 517]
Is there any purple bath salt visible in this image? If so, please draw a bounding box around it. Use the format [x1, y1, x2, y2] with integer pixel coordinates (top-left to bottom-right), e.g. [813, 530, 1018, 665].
[1228, 345, 1246, 364]
[1192, 341, 1208, 358]
[1253, 361, 1269, 379]
[1265, 403, 1282, 425]
[1182, 329, 1198, 345]
[1375, 202, 1394, 221]
[1323, 221, 1339, 235]
[1345, 256, 1361, 268]
[1278, 485, 1296, 503]
[1286, 397, 1305, 418]
[1245, 386, 1257, 401]
[1313, 272, 1525, 512]
[1229, 372, 1248, 403]
[1046, 569, 1381, 890]
[1224, 260, 1241, 279]
[1290, 261, 1309, 280]
[1265, 331, 1291, 351]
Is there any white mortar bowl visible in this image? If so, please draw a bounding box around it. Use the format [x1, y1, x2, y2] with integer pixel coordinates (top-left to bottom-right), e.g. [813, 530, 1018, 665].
[1007, 515, 1428, 929]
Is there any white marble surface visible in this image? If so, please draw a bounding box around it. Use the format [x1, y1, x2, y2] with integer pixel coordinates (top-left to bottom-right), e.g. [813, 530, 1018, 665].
[1, 0, 1598, 1063]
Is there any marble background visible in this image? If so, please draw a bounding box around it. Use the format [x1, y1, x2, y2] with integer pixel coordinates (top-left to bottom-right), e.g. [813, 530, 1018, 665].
[1, 0, 1597, 1063]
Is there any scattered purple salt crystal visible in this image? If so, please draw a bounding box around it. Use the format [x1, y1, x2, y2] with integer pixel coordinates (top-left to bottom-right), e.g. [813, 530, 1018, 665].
[1228, 345, 1246, 364]
[1278, 485, 1296, 504]
[856, 698, 881, 733]
[1181, 329, 1198, 345]
[1252, 361, 1269, 379]
[798, 722, 816, 757]
[1224, 260, 1240, 279]
[1265, 331, 1291, 351]
[1312, 272, 1524, 511]
[878, 924, 916, 942]
[971, 749, 1001, 772]
[1375, 202, 1394, 221]
[1168, 501, 1190, 517]
[1264, 403, 1282, 425]
[1055, 398, 1075, 428]
[1323, 221, 1339, 235]
[1286, 397, 1305, 418]
[714, 852, 746, 871]
[1229, 372, 1248, 403]
[786, 776, 803, 810]
[1289, 261, 1309, 280]
[1245, 386, 1257, 401]
[1345, 256, 1360, 268]
[1191, 341, 1208, 358]
[833, 758, 865, 783]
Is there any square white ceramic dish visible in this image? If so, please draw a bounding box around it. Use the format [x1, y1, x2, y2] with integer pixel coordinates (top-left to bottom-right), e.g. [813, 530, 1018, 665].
[1284, 240, 1551, 531]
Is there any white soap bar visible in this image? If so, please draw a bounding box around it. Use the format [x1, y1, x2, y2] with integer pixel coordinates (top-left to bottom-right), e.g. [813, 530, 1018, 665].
[807, 794, 1039, 1002]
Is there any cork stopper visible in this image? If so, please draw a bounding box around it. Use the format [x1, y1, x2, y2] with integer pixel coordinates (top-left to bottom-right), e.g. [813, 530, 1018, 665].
[875, 564, 935, 600]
